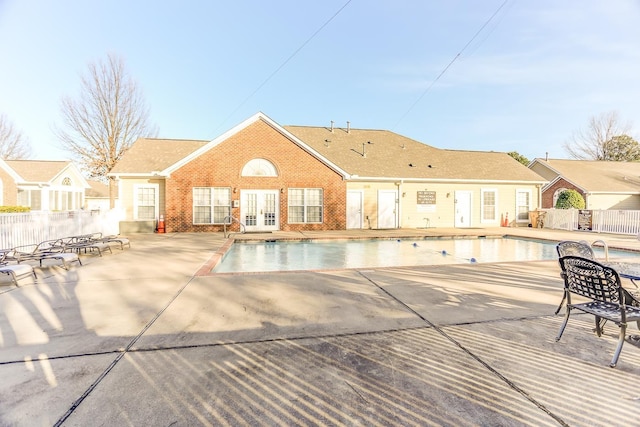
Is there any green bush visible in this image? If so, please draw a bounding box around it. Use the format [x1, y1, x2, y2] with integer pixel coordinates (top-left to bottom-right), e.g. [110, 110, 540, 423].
[555, 190, 585, 209]
[0, 206, 31, 213]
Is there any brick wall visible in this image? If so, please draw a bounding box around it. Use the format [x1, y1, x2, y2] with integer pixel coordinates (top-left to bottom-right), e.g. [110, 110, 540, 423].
[165, 119, 347, 232]
[0, 168, 16, 206]
[542, 178, 584, 208]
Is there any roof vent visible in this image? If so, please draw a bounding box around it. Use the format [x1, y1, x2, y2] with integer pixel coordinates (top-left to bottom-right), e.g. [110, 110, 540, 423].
[330, 120, 334, 133]
[347, 121, 351, 134]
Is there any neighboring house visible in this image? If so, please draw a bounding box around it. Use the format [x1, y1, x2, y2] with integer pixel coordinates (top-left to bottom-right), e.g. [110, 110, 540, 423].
[0, 159, 89, 211]
[529, 158, 640, 210]
[109, 112, 547, 233]
[85, 180, 117, 211]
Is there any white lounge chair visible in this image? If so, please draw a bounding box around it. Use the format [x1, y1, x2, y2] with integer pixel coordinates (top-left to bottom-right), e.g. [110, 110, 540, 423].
[0, 251, 37, 286]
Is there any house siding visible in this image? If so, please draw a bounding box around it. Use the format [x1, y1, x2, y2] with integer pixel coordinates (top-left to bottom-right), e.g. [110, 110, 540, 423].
[585, 194, 640, 210]
[346, 182, 540, 228]
[165, 120, 346, 233]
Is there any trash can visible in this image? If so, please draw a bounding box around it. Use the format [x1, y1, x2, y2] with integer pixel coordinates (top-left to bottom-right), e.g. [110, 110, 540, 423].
[528, 211, 539, 228]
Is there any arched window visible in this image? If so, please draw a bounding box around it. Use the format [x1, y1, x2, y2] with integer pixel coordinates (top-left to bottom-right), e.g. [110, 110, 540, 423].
[241, 158, 278, 177]
[553, 188, 567, 208]
[62, 177, 72, 186]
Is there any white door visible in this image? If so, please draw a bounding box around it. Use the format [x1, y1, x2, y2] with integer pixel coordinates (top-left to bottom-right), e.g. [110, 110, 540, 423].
[240, 190, 279, 232]
[346, 191, 363, 229]
[377, 190, 397, 229]
[455, 191, 472, 227]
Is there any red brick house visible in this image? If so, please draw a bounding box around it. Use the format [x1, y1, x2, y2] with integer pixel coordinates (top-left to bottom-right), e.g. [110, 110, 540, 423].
[529, 158, 640, 209]
[110, 112, 546, 233]
[110, 113, 349, 233]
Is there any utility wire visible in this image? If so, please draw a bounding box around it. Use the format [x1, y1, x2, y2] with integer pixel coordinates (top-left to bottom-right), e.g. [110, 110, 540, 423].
[214, 0, 353, 134]
[393, 0, 511, 129]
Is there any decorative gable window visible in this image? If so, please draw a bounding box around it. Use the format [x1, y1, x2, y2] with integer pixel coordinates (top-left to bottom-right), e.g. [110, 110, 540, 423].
[241, 158, 278, 177]
[193, 187, 231, 224]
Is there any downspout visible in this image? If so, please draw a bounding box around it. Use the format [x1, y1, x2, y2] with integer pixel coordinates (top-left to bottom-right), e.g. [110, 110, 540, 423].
[395, 180, 403, 228]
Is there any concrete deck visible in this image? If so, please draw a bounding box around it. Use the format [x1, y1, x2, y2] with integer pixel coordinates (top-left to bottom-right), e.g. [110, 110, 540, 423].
[1, 227, 640, 426]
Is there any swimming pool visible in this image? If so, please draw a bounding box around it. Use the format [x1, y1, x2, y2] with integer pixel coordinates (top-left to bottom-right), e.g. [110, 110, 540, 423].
[211, 237, 621, 273]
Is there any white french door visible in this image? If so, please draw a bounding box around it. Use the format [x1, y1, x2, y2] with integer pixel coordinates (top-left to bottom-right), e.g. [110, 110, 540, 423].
[240, 190, 279, 232]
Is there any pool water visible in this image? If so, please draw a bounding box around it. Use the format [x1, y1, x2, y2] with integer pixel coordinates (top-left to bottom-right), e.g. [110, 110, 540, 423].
[212, 237, 616, 273]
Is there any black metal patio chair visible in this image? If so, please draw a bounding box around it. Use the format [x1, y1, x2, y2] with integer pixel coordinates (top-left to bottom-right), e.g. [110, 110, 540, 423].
[556, 255, 640, 368]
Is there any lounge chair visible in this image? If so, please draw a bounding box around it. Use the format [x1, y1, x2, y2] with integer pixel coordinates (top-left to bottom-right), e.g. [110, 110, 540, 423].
[96, 234, 131, 250]
[62, 234, 112, 256]
[556, 255, 640, 367]
[13, 240, 82, 270]
[0, 250, 37, 286]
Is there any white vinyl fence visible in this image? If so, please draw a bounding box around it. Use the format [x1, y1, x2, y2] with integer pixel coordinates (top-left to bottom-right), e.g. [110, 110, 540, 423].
[541, 208, 640, 235]
[0, 209, 124, 249]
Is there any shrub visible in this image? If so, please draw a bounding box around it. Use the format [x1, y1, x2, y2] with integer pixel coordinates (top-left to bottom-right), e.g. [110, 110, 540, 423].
[0, 206, 31, 213]
[555, 190, 585, 209]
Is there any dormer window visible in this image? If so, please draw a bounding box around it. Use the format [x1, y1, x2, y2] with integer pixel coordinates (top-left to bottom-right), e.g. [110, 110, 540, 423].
[241, 158, 278, 177]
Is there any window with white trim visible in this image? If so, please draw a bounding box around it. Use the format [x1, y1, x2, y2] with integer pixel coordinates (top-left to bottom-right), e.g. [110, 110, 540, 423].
[481, 189, 497, 222]
[288, 188, 323, 223]
[134, 184, 158, 220]
[241, 158, 278, 176]
[516, 189, 532, 222]
[193, 187, 231, 224]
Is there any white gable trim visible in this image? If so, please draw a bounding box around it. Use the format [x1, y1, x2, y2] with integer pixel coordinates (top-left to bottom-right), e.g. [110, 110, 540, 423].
[162, 112, 350, 178]
[50, 163, 92, 189]
[0, 158, 23, 182]
[542, 175, 586, 193]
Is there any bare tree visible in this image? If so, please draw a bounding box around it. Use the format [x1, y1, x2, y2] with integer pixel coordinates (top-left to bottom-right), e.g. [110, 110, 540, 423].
[563, 111, 639, 161]
[0, 114, 32, 159]
[56, 53, 155, 207]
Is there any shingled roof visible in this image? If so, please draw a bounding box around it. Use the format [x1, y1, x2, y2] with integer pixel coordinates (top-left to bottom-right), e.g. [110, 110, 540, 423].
[533, 158, 640, 193]
[110, 115, 545, 184]
[284, 126, 545, 182]
[4, 160, 72, 182]
[110, 138, 209, 174]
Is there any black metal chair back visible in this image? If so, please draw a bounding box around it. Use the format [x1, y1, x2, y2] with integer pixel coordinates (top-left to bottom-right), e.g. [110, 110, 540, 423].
[556, 255, 640, 367]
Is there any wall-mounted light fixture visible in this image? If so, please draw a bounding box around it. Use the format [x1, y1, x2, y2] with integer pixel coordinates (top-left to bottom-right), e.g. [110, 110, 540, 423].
[233, 187, 237, 193]
[280, 188, 284, 193]
[446, 192, 450, 198]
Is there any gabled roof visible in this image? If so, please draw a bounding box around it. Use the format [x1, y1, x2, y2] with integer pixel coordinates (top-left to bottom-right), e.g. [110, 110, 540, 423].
[110, 112, 350, 178]
[4, 160, 89, 187]
[86, 180, 114, 198]
[110, 138, 209, 175]
[531, 158, 640, 193]
[109, 112, 546, 183]
[285, 126, 546, 182]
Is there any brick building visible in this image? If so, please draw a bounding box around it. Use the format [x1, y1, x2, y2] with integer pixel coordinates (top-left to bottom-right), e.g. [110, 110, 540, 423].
[529, 158, 640, 210]
[110, 112, 546, 233]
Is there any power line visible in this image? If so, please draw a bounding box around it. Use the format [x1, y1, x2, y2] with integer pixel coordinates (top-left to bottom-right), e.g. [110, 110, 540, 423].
[214, 0, 353, 134]
[393, 0, 511, 130]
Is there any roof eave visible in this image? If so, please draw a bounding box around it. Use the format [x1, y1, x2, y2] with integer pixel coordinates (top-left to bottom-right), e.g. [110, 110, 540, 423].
[348, 176, 547, 184]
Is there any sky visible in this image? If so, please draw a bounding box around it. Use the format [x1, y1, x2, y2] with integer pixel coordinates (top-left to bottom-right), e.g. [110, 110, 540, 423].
[1, 0, 639, 163]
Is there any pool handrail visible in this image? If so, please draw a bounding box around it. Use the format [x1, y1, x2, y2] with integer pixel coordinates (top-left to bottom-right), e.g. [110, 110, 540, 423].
[223, 216, 246, 238]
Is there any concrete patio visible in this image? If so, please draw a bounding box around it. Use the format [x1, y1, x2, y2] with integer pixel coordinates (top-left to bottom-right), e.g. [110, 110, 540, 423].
[1, 227, 640, 426]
